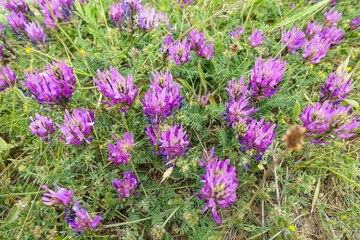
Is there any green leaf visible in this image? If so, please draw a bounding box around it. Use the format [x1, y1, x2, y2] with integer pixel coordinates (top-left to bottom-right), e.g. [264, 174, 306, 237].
[0, 137, 13, 152]
[14, 87, 27, 104]
[5, 196, 30, 223]
[293, 100, 301, 124]
[342, 99, 359, 109]
[326, 167, 360, 189]
[267, 0, 330, 32]
[178, 79, 194, 94]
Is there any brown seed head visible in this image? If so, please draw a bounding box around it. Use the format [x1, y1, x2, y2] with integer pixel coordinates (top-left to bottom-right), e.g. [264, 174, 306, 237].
[284, 125, 306, 151]
[230, 43, 240, 53]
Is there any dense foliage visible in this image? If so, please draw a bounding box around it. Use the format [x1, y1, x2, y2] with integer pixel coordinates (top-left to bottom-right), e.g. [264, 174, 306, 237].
[1, 0, 360, 239]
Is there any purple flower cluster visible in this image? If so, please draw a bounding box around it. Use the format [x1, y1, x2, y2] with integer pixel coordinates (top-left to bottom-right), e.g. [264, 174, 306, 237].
[108, 132, 134, 166]
[24, 21, 47, 46]
[138, 7, 170, 31]
[305, 21, 324, 36]
[158, 125, 190, 159]
[197, 92, 210, 108]
[112, 170, 140, 198]
[0, 0, 30, 15]
[282, 26, 307, 55]
[35, 0, 74, 29]
[65, 197, 102, 236]
[151, 225, 166, 240]
[248, 30, 265, 47]
[188, 30, 216, 59]
[324, 7, 342, 26]
[195, 156, 238, 223]
[299, 101, 360, 144]
[168, 38, 192, 65]
[142, 69, 184, 124]
[302, 17, 345, 63]
[6, 12, 27, 35]
[29, 113, 55, 143]
[41, 183, 73, 206]
[235, 118, 276, 171]
[229, 25, 244, 41]
[350, 17, 360, 30]
[319, 71, 352, 103]
[223, 96, 259, 127]
[109, 0, 169, 31]
[226, 76, 250, 101]
[249, 56, 287, 100]
[94, 67, 138, 112]
[302, 34, 331, 64]
[178, 0, 192, 8]
[56, 108, 95, 145]
[0, 65, 16, 91]
[22, 60, 76, 104]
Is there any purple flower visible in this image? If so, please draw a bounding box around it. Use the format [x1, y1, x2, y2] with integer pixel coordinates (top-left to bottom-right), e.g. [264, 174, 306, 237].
[145, 125, 159, 146]
[158, 125, 190, 159]
[199, 146, 218, 167]
[188, 30, 215, 59]
[229, 25, 244, 40]
[0, 0, 31, 14]
[198, 41, 216, 59]
[6, 12, 27, 35]
[168, 38, 192, 65]
[249, 56, 287, 100]
[22, 60, 76, 104]
[108, 132, 134, 166]
[305, 21, 324, 36]
[324, 7, 342, 26]
[29, 113, 55, 143]
[302, 34, 330, 64]
[94, 67, 138, 112]
[223, 96, 259, 127]
[65, 197, 102, 235]
[195, 157, 238, 223]
[188, 30, 206, 53]
[197, 91, 210, 108]
[282, 26, 307, 55]
[226, 76, 250, 101]
[320, 26, 345, 46]
[319, 71, 352, 103]
[235, 118, 276, 171]
[161, 33, 174, 54]
[138, 7, 170, 31]
[142, 75, 184, 124]
[41, 183, 73, 206]
[178, 0, 192, 8]
[112, 170, 140, 198]
[56, 108, 95, 146]
[0, 65, 16, 91]
[299, 101, 360, 144]
[350, 17, 360, 30]
[248, 30, 265, 47]
[150, 69, 173, 89]
[110, 2, 125, 27]
[36, 0, 70, 29]
[24, 21, 47, 46]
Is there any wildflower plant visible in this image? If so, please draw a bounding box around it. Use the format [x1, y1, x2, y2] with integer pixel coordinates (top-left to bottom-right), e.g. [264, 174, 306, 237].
[56, 108, 95, 145]
[195, 156, 238, 223]
[112, 170, 140, 198]
[2, 0, 360, 239]
[22, 60, 75, 104]
[94, 67, 138, 112]
[65, 197, 102, 235]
